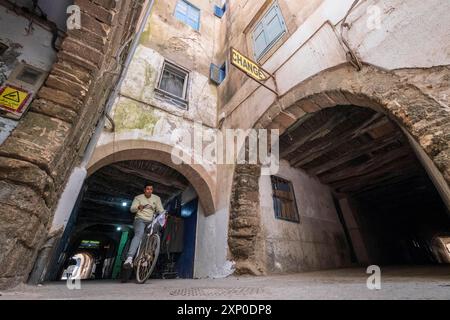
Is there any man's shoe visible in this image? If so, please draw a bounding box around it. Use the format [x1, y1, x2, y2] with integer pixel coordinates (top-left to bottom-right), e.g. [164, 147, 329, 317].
[123, 256, 133, 268]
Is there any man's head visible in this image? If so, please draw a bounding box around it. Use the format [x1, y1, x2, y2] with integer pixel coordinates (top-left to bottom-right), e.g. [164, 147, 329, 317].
[143, 183, 153, 198]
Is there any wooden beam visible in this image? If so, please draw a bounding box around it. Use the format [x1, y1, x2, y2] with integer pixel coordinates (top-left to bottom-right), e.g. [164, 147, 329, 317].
[112, 163, 188, 190]
[307, 132, 403, 175]
[88, 170, 178, 196]
[289, 113, 386, 168]
[280, 113, 349, 158]
[319, 146, 412, 184]
[330, 159, 420, 192]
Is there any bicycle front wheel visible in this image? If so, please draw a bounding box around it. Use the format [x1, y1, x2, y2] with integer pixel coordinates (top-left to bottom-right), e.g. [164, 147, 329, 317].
[135, 233, 160, 284]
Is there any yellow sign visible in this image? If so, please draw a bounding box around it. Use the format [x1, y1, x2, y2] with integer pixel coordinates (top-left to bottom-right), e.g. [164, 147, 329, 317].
[0, 85, 31, 113]
[230, 47, 270, 82]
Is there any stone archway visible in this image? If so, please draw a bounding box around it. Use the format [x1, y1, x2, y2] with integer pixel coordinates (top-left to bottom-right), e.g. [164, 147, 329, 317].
[228, 63, 450, 275]
[87, 140, 217, 216]
[255, 64, 450, 189]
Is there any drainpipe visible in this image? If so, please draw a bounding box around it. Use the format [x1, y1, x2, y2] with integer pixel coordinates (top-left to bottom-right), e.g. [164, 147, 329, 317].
[26, 1, 156, 285]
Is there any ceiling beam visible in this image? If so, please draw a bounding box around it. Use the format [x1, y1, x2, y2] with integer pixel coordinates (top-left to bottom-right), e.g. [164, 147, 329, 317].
[307, 131, 403, 175]
[111, 163, 188, 190]
[280, 113, 350, 158]
[319, 146, 412, 184]
[289, 113, 386, 168]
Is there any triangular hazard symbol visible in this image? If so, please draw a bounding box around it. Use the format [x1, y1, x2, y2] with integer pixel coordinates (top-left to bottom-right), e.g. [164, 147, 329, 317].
[3, 90, 20, 103]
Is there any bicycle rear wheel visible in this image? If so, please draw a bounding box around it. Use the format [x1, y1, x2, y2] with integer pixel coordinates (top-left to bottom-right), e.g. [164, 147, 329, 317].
[135, 233, 160, 284]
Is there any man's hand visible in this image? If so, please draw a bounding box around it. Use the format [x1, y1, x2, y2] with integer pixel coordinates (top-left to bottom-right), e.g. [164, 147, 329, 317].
[138, 204, 150, 211]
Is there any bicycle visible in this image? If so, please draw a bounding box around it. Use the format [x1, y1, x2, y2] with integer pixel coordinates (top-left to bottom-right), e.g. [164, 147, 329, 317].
[135, 211, 167, 283]
[121, 211, 167, 284]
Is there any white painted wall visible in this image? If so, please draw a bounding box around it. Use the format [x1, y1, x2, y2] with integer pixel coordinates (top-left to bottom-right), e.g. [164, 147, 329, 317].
[345, 0, 450, 69]
[120, 46, 217, 128]
[194, 204, 234, 278]
[259, 160, 352, 273]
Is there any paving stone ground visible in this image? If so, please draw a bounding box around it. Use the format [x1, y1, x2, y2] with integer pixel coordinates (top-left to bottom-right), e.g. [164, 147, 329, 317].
[1, 266, 449, 300]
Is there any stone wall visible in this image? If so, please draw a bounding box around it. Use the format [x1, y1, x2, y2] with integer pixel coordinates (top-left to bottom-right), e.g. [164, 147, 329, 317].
[228, 164, 266, 275]
[0, 0, 145, 289]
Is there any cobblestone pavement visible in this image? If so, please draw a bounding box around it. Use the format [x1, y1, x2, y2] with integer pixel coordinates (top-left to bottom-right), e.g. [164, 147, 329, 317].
[1, 266, 449, 300]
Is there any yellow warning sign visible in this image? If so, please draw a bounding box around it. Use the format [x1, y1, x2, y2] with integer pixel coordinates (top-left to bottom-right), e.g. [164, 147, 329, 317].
[0, 85, 31, 113]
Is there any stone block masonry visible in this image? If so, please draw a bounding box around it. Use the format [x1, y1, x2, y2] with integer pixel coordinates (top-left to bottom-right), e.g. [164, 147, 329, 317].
[0, 0, 146, 289]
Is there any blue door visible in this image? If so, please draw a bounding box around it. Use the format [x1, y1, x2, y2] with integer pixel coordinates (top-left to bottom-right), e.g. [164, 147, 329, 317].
[176, 198, 198, 278]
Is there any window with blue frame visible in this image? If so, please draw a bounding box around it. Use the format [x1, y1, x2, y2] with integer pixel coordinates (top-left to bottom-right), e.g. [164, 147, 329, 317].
[252, 2, 286, 61]
[214, 3, 226, 18]
[210, 62, 226, 85]
[175, 0, 201, 31]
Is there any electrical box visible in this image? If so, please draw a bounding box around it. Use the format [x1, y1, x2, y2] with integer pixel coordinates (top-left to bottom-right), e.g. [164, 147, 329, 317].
[0, 62, 47, 120]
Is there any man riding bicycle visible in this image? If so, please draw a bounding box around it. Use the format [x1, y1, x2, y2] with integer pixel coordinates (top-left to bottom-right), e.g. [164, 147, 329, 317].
[123, 182, 165, 269]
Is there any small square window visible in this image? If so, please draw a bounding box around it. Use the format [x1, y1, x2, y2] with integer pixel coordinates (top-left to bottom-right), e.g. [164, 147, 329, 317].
[175, 0, 200, 31]
[210, 62, 226, 85]
[252, 2, 286, 61]
[156, 61, 189, 109]
[271, 176, 300, 223]
[214, 3, 226, 18]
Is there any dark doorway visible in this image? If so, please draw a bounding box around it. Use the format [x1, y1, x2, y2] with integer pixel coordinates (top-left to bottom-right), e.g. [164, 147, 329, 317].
[177, 198, 198, 278]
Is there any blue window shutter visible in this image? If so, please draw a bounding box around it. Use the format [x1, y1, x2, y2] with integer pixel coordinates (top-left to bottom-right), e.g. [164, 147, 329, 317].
[214, 5, 224, 18]
[210, 63, 226, 85]
[252, 3, 286, 60]
[175, 1, 188, 22]
[253, 22, 268, 59]
[175, 0, 200, 31]
[263, 5, 285, 45]
[187, 5, 200, 30]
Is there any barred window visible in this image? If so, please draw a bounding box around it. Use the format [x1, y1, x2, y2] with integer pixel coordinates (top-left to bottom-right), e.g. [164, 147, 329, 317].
[271, 176, 299, 223]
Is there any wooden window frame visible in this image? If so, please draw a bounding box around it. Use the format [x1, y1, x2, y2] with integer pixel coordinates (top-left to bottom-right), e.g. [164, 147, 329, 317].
[271, 175, 300, 223]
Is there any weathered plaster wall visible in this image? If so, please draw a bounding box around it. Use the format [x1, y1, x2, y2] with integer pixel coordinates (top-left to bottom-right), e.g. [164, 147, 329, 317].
[220, 0, 450, 129]
[0, 5, 57, 76]
[140, 0, 219, 77]
[0, 0, 146, 289]
[0, 4, 57, 144]
[119, 46, 217, 127]
[259, 160, 351, 273]
[345, 0, 450, 70]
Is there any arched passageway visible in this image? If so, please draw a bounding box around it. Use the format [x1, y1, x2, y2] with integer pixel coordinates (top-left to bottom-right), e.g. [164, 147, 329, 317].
[277, 105, 450, 266]
[228, 65, 450, 275]
[48, 142, 216, 281]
